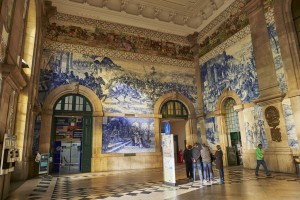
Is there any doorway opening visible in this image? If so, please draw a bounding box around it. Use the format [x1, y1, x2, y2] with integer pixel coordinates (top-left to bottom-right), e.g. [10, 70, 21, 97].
[224, 98, 243, 166]
[51, 94, 93, 175]
[161, 100, 188, 164]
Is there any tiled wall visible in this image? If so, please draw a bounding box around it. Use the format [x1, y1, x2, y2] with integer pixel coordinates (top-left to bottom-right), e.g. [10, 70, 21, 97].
[200, 34, 259, 114]
[40, 51, 197, 114]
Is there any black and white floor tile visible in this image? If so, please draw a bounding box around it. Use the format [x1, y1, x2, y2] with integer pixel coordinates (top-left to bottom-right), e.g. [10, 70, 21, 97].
[7, 166, 300, 200]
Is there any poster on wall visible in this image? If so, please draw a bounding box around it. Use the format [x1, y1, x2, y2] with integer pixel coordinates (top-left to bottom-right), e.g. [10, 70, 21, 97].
[161, 133, 176, 186]
[55, 117, 83, 139]
[102, 116, 155, 154]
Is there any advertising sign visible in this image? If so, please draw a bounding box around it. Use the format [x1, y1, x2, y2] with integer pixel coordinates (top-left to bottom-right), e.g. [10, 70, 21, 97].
[161, 133, 176, 186]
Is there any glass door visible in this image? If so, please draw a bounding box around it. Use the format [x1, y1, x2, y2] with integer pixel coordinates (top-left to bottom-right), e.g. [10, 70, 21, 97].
[53, 116, 84, 175]
[60, 140, 81, 174]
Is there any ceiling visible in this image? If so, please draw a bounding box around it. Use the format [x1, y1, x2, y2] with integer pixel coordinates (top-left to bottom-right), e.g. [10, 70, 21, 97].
[49, 0, 236, 36]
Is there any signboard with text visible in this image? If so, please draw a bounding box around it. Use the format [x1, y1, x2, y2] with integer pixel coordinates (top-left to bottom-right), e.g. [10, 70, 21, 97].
[161, 133, 176, 186]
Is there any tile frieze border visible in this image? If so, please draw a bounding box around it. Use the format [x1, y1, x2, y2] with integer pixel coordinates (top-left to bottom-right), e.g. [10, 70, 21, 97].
[197, 0, 249, 43]
[51, 13, 189, 45]
[199, 25, 251, 65]
[43, 40, 195, 68]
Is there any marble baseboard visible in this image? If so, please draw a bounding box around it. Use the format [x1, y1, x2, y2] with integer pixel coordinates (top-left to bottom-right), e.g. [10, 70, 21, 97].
[92, 155, 163, 172]
[242, 152, 296, 173]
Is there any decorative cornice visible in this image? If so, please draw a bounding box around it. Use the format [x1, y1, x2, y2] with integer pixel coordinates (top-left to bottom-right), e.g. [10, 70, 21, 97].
[43, 39, 194, 68]
[49, 0, 235, 35]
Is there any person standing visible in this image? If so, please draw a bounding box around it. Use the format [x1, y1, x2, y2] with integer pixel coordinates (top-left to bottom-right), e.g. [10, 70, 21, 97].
[192, 142, 203, 183]
[201, 143, 214, 184]
[183, 144, 193, 180]
[215, 145, 224, 184]
[255, 144, 271, 176]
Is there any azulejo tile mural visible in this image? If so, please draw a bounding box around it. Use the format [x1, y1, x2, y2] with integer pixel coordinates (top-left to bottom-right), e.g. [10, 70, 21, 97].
[243, 107, 268, 149]
[199, 11, 248, 57]
[40, 50, 197, 114]
[200, 34, 259, 113]
[102, 117, 155, 154]
[282, 99, 299, 149]
[254, 105, 268, 148]
[243, 107, 256, 149]
[53, 13, 189, 45]
[46, 22, 193, 61]
[205, 117, 219, 150]
[43, 40, 194, 68]
[197, 0, 250, 44]
[243, 105, 268, 149]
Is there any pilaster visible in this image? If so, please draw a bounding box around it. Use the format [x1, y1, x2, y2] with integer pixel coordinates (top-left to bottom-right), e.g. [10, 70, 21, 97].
[255, 95, 294, 173]
[244, 0, 281, 98]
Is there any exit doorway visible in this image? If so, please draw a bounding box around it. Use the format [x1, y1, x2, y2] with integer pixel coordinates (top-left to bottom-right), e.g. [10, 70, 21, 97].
[51, 94, 93, 175]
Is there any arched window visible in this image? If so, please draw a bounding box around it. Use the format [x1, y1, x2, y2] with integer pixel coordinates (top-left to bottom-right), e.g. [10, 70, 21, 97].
[224, 98, 239, 133]
[292, 0, 300, 45]
[54, 94, 92, 112]
[161, 100, 188, 118]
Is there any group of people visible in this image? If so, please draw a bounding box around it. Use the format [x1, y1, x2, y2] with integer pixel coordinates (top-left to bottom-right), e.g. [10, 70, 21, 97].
[183, 143, 270, 185]
[183, 142, 224, 184]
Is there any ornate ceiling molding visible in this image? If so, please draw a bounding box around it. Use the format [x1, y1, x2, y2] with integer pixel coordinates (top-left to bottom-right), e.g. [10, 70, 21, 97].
[49, 0, 236, 36]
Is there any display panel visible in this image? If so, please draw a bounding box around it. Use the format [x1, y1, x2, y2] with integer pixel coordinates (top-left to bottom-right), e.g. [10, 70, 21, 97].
[102, 117, 155, 154]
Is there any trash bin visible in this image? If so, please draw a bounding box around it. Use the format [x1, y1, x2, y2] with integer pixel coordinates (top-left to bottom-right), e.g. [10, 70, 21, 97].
[293, 156, 300, 175]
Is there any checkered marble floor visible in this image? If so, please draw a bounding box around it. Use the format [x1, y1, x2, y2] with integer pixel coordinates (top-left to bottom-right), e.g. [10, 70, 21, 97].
[7, 165, 300, 200]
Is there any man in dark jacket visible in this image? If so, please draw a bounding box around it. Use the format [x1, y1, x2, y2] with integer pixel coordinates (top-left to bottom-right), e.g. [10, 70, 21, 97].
[192, 142, 203, 182]
[183, 144, 193, 179]
[215, 145, 224, 184]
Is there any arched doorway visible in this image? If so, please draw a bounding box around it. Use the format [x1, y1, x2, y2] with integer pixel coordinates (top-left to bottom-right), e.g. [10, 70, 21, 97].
[51, 94, 93, 174]
[223, 98, 242, 166]
[161, 100, 189, 163]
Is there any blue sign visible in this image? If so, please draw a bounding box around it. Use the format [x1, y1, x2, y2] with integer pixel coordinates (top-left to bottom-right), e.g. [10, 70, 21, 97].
[164, 122, 171, 135]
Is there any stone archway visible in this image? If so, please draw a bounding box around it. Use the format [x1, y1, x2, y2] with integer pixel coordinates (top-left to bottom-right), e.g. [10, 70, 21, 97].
[154, 91, 197, 147]
[42, 83, 103, 114]
[214, 89, 244, 167]
[39, 83, 103, 171]
[215, 89, 242, 114]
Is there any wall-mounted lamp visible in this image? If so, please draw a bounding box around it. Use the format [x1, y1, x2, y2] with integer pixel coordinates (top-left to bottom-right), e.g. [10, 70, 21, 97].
[21, 59, 29, 68]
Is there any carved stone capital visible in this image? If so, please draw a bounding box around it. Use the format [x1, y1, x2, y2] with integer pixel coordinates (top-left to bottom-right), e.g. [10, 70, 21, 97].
[234, 104, 244, 112]
[0, 64, 27, 90]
